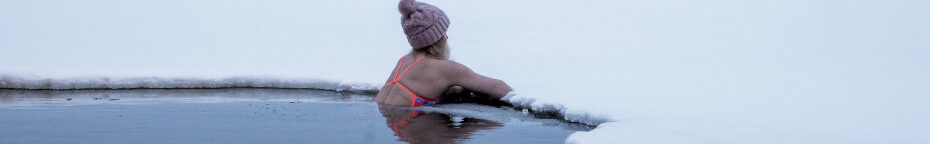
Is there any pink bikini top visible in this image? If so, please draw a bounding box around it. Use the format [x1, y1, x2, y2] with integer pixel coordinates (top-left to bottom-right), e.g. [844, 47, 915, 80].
[385, 55, 440, 106]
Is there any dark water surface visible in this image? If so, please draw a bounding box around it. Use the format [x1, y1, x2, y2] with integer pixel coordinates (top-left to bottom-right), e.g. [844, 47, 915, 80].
[0, 89, 591, 144]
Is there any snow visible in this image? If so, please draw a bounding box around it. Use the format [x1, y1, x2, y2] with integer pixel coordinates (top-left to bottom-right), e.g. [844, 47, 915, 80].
[2, 0, 929, 143]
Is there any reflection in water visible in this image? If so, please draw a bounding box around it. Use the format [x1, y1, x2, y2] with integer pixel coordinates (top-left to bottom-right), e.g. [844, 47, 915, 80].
[379, 105, 502, 144]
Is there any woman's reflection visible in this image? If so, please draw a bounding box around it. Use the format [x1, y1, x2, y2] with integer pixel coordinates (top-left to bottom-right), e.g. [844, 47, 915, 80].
[378, 86, 507, 143]
[379, 105, 502, 144]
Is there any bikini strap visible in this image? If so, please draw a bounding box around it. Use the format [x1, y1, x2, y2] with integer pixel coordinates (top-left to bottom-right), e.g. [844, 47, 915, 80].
[396, 56, 427, 80]
[391, 56, 408, 82]
[386, 55, 430, 106]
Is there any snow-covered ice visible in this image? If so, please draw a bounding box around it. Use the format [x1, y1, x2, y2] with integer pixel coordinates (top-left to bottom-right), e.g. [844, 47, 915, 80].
[2, 0, 928, 143]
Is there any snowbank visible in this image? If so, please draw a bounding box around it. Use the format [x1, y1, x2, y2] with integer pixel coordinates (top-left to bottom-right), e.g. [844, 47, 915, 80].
[503, 93, 611, 126]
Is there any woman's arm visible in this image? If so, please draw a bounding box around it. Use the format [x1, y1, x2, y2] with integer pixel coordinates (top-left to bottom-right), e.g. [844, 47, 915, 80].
[443, 61, 512, 100]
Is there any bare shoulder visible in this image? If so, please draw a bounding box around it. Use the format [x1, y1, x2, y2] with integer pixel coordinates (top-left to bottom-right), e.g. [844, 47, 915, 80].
[435, 60, 474, 77]
[435, 60, 466, 69]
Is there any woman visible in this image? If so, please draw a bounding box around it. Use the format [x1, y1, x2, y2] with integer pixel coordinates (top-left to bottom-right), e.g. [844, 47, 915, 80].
[376, 0, 512, 106]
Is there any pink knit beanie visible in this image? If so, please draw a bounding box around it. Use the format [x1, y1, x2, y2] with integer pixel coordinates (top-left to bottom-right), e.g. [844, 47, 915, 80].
[399, 0, 450, 49]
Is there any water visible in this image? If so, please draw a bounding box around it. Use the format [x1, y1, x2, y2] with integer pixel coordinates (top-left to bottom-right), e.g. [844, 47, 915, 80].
[0, 89, 591, 144]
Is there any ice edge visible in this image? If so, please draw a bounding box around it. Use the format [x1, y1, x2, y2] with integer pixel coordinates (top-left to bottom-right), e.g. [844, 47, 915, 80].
[1, 74, 612, 128]
[505, 94, 612, 126]
[0, 74, 380, 94]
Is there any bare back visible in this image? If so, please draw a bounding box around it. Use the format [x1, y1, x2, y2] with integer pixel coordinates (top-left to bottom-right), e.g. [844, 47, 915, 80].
[376, 53, 512, 106]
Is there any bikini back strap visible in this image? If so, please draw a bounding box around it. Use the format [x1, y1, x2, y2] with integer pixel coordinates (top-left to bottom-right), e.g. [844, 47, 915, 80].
[391, 56, 409, 82]
[396, 56, 427, 80]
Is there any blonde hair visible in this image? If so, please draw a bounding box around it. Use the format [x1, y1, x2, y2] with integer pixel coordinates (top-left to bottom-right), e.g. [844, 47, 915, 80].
[415, 36, 449, 60]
